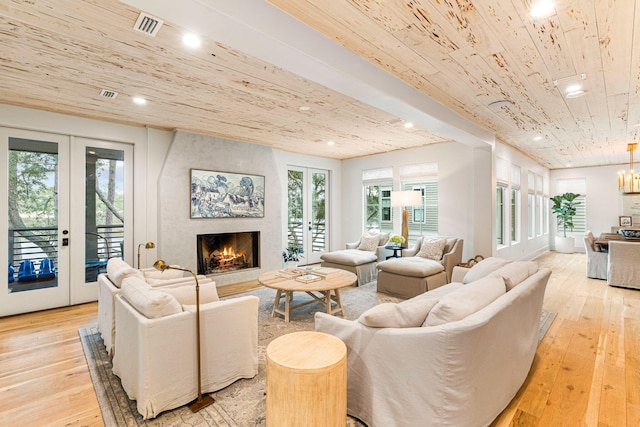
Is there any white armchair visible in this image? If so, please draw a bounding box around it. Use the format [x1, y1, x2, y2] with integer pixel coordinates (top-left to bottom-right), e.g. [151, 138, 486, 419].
[112, 277, 259, 419]
[584, 231, 607, 280]
[607, 240, 640, 289]
[97, 257, 212, 357]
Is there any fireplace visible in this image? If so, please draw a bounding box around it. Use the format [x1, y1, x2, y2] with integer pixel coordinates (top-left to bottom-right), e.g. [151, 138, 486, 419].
[196, 231, 260, 275]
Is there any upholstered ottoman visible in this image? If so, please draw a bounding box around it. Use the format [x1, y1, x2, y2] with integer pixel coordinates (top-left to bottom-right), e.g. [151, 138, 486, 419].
[376, 257, 447, 298]
[320, 249, 378, 286]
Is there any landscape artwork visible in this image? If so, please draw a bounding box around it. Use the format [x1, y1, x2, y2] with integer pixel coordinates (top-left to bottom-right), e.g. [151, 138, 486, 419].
[191, 169, 265, 218]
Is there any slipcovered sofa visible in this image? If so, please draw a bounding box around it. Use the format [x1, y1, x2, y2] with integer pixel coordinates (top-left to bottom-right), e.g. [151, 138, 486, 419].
[112, 275, 259, 419]
[320, 231, 392, 286]
[315, 257, 551, 427]
[97, 257, 212, 356]
[376, 236, 463, 298]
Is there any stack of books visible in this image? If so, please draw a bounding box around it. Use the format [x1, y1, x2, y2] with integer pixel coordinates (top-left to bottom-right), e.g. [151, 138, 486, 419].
[295, 274, 323, 283]
[276, 268, 304, 279]
[312, 267, 342, 279]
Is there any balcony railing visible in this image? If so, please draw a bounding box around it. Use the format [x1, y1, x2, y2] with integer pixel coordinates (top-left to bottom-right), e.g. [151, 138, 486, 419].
[8, 225, 124, 283]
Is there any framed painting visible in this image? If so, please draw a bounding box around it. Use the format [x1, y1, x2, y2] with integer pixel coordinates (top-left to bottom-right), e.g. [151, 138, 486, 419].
[619, 215, 632, 227]
[190, 169, 265, 218]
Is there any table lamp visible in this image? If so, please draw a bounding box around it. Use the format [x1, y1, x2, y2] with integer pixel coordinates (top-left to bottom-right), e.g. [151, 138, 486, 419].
[390, 190, 423, 244]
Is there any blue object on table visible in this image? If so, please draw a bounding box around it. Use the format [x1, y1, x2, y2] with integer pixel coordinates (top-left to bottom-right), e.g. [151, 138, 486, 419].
[17, 260, 37, 282]
[38, 257, 56, 280]
[8, 263, 14, 283]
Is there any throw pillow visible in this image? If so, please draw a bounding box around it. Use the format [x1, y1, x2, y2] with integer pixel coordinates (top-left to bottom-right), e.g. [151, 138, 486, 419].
[358, 296, 439, 328]
[106, 258, 143, 288]
[493, 261, 539, 291]
[462, 257, 512, 284]
[424, 274, 506, 326]
[416, 237, 446, 261]
[120, 276, 183, 318]
[357, 233, 380, 252]
[160, 282, 220, 305]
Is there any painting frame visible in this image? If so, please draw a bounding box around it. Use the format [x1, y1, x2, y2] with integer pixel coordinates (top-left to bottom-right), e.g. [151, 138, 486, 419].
[619, 215, 632, 227]
[190, 169, 265, 219]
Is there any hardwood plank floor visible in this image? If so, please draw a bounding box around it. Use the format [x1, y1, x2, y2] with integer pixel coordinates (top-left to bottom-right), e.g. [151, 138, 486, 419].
[0, 252, 638, 426]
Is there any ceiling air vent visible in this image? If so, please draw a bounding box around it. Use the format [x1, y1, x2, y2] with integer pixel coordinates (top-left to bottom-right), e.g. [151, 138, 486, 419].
[99, 89, 118, 99]
[133, 12, 164, 37]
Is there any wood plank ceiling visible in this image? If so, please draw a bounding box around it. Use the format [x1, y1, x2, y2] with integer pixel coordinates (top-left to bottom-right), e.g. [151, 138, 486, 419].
[1, 0, 639, 169]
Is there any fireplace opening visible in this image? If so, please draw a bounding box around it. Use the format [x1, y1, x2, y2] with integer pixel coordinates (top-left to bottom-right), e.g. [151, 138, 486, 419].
[196, 231, 260, 275]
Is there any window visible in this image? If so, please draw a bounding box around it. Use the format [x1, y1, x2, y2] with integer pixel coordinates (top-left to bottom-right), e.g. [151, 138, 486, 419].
[496, 185, 506, 245]
[402, 180, 438, 239]
[528, 194, 535, 238]
[364, 183, 393, 233]
[510, 188, 520, 243]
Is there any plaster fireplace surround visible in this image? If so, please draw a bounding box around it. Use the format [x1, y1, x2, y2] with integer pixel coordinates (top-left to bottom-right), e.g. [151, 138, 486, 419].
[157, 131, 283, 287]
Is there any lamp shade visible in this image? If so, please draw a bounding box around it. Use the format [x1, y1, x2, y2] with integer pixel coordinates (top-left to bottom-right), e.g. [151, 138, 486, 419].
[390, 190, 422, 207]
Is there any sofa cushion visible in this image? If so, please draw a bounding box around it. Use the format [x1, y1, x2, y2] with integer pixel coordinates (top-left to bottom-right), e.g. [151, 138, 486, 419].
[357, 233, 380, 251]
[424, 274, 506, 326]
[358, 296, 439, 328]
[493, 261, 539, 291]
[377, 257, 444, 278]
[416, 237, 446, 261]
[462, 257, 512, 284]
[160, 282, 220, 305]
[320, 249, 378, 266]
[106, 258, 144, 288]
[120, 276, 183, 319]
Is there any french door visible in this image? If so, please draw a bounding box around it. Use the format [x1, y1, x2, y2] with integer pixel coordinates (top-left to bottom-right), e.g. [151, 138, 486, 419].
[287, 167, 329, 265]
[1, 128, 132, 316]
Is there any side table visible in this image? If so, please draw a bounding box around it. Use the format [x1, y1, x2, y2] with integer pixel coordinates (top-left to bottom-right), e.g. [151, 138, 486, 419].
[266, 331, 347, 426]
[385, 245, 406, 259]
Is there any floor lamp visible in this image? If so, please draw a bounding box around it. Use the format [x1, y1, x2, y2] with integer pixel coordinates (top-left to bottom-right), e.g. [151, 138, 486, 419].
[153, 259, 215, 412]
[137, 241, 155, 269]
[390, 190, 423, 244]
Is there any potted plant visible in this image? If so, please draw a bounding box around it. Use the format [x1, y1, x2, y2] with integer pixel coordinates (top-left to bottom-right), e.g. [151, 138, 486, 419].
[282, 246, 304, 268]
[550, 192, 581, 253]
[388, 235, 406, 247]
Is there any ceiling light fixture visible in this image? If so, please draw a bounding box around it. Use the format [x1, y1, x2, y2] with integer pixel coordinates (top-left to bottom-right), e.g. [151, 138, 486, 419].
[530, 0, 555, 18]
[404, 122, 414, 129]
[533, 136, 543, 141]
[133, 97, 147, 105]
[183, 33, 201, 48]
[565, 89, 586, 99]
[618, 143, 640, 194]
[298, 106, 310, 112]
[327, 141, 335, 146]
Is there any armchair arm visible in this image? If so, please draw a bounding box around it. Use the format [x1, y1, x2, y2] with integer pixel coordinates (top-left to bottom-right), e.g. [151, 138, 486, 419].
[442, 239, 464, 282]
[402, 237, 422, 257]
[346, 240, 360, 249]
[451, 266, 470, 283]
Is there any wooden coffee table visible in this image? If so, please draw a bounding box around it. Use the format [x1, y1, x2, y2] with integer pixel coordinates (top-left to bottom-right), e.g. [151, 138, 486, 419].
[258, 268, 357, 323]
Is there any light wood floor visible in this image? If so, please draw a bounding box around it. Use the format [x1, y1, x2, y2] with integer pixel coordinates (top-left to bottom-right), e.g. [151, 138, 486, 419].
[0, 252, 638, 426]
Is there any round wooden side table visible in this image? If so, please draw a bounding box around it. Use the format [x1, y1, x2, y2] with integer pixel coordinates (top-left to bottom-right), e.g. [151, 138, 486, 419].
[266, 331, 347, 427]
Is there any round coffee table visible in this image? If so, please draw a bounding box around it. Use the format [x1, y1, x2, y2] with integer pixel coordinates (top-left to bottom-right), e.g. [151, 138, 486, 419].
[258, 268, 356, 322]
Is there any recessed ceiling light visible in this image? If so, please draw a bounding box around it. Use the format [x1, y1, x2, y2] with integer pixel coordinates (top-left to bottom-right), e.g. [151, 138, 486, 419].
[565, 84, 582, 93]
[566, 163, 572, 167]
[183, 33, 201, 48]
[327, 141, 335, 146]
[133, 97, 147, 105]
[565, 90, 586, 99]
[530, 0, 555, 18]
[404, 122, 414, 129]
[298, 106, 310, 112]
[533, 136, 543, 141]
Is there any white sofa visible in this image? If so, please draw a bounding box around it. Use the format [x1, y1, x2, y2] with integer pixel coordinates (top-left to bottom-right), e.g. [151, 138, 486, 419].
[315, 257, 551, 427]
[320, 231, 392, 286]
[97, 258, 212, 357]
[112, 275, 259, 419]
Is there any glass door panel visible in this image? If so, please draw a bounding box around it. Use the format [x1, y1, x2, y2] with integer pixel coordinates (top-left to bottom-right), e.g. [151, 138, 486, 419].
[1, 129, 70, 316]
[286, 167, 329, 265]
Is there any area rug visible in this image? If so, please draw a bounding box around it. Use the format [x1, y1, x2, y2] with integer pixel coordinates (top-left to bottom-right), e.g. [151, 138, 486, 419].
[79, 283, 557, 426]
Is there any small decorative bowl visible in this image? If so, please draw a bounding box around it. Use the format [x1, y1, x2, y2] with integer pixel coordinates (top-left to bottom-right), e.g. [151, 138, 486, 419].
[619, 228, 640, 239]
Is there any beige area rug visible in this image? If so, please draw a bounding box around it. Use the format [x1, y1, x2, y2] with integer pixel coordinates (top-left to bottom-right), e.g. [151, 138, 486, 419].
[79, 283, 557, 426]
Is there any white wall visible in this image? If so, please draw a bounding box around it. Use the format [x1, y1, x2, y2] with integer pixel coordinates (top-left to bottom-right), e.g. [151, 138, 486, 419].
[341, 141, 487, 261]
[550, 165, 627, 251]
